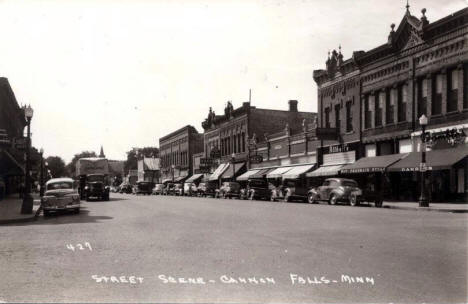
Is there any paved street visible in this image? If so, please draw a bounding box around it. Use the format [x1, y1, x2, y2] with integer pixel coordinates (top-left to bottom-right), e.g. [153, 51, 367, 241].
[1, 193, 467, 303]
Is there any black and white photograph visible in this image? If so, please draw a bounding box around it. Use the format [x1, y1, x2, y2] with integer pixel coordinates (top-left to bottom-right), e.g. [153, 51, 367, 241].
[0, 0, 467, 303]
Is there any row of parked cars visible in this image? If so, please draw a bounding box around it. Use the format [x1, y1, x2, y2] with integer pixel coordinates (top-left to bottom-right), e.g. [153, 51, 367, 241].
[121, 178, 382, 207]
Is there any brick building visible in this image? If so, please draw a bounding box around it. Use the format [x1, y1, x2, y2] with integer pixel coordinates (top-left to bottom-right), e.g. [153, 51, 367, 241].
[159, 125, 204, 183]
[200, 100, 316, 184]
[0, 78, 28, 199]
[313, 6, 468, 201]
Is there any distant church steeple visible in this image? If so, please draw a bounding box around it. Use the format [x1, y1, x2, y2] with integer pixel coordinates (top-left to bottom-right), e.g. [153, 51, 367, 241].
[99, 146, 105, 158]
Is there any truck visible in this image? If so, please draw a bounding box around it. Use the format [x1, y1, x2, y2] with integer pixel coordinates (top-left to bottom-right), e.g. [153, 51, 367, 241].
[76, 157, 110, 201]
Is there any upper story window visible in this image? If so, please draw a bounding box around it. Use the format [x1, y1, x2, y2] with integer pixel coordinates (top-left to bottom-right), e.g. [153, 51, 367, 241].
[345, 101, 353, 132]
[447, 68, 458, 113]
[364, 95, 371, 129]
[334, 104, 340, 131]
[432, 74, 443, 115]
[386, 88, 395, 125]
[375, 91, 384, 127]
[324, 107, 330, 128]
[398, 84, 407, 122]
[418, 78, 427, 117]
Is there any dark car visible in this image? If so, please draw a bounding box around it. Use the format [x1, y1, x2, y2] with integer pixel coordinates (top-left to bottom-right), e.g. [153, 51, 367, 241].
[271, 179, 309, 202]
[307, 178, 373, 206]
[217, 182, 241, 199]
[119, 184, 133, 194]
[152, 184, 164, 195]
[172, 183, 183, 196]
[163, 183, 175, 195]
[136, 181, 154, 195]
[245, 179, 271, 200]
[197, 182, 217, 197]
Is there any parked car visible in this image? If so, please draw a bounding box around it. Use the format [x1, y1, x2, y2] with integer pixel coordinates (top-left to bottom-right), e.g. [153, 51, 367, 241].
[217, 182, 241, 199]
[307, 178, 368, 206]
[183, 182, 198, 196]
[163, 183, 175, 195]
[197, 182, 217, 197]
[271, 179, 309, 202]
[41, 177, 80, 216]
[173, 183, 184, 196]
[136, 181, 154, 195]
[119, 184, 132, 194]
[245, 179, 271, 200]
[152, 184, 164, 195]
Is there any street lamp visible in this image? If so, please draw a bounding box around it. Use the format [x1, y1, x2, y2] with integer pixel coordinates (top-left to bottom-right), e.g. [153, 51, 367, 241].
[21, 105, 34, 214]
[39, 148, 44, 197]
[418, 114, 429, 207]
[231, 153, 236, 181]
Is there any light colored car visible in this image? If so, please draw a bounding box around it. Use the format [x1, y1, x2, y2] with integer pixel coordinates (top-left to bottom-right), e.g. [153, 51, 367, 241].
[152, 184, 164, 195]
[42, 177, 81, 216]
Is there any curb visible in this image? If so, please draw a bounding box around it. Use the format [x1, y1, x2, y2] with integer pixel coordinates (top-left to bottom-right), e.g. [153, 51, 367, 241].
[384, 205, 468, 213]
[0, 204, 42, 225]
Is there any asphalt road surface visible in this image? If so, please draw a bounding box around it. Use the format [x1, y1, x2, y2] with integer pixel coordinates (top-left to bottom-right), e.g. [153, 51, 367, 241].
[1, 193, 467, 303]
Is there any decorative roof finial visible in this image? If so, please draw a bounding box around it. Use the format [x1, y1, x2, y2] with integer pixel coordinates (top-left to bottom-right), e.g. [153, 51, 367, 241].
[406, 0, 410, 13]
[338, 44, 342, 54]
[390, 23, 395, 32]
[328, 50, 330, 59]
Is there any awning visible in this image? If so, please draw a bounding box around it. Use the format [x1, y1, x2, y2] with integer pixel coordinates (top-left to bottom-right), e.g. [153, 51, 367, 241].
[185, 173, 204, 183]
[209, 163, 230, 181]
[161, 179, 172, 184]
[221, 162, 245, 179]
[388, 146, 468, 172]
[236, 169, 261, 181]
[282, 164, 316, 179]
[267, 166, 294, 179]
[340, 154, 408, 174]
[249, 167, 277, 179]
[306, 165, 344, 177]
[174, 176, 188, 183]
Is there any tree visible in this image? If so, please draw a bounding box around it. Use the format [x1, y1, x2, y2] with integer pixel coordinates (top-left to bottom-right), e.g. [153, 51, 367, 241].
[124, 147, 159, 175]
[66, 151, 97, 178]
[45, 156, 68, 178]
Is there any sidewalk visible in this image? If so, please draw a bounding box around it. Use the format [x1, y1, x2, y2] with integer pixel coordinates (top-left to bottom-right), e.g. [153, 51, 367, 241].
[383, 201, 468, 213]
[0, 193, 42, 224]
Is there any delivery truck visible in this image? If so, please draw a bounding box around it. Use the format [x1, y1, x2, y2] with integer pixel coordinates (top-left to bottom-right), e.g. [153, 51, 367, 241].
[76, 157, 110, 201]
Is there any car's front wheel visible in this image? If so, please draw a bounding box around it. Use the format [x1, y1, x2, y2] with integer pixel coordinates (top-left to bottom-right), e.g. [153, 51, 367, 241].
[329, 194, 337, 205]
[349, 194, 359, 207]
[307, 193, 316, 204]
[375, 198, 383, 208]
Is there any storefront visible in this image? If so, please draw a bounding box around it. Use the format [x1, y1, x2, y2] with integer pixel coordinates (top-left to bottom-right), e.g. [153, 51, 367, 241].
[387, 145, 468, 201]
[307, 141, 359, 179]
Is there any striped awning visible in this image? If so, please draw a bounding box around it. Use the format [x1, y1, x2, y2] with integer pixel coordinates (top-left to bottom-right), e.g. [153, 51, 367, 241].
[306, 165, 344, 177]
[266, 166, 294, 179]
[209, 163, 230, 181]
[282, 164, 316, 179]
[236, 169, 261, 181]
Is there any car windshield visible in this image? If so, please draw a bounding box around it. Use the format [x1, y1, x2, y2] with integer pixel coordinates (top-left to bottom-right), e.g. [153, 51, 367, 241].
[155, 184, 163, 189]
[341, 180, 358, 187]
[47, 182, 73, 190]
[87, 175, 104, 182]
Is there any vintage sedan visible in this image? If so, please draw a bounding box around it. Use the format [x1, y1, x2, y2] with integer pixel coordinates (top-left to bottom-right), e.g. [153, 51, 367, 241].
[41, 178, 80, 216]
[217, 182, 241, 199]
[152, 184, 164, 195]
[307, 178, 363, 206]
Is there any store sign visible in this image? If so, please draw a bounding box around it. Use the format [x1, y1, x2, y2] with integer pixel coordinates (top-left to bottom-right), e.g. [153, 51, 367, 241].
[322, 141, 360, 155]
[13, 137, 27, 150]
[249, 155, 263, 164]
[341, 167, 384, 174]
[400, 165, 433, 172]
[199, 165, 211, 173]
[329, 143, 350, 153]
[200, 158, 214, 165]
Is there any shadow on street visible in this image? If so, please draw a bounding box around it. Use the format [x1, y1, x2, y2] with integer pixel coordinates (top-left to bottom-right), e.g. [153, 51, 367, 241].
[4, 208, 113, 226]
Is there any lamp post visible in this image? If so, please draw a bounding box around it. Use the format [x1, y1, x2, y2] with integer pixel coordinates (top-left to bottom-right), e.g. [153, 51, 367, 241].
[418, 114, 429, 207]
[39, 148, 44, 197]
[231, 153, 236, 181]
[21, 105, 34, 214]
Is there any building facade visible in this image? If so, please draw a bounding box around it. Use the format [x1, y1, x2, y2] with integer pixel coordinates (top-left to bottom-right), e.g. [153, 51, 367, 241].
[159, 125, 204, 182]
[200, 100, 316, 183]
[313, 6, 468, 201]
[0, 78, 27, 199]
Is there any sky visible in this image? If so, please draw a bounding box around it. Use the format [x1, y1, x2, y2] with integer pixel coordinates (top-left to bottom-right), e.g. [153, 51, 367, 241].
[0, 0, 466, 163]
